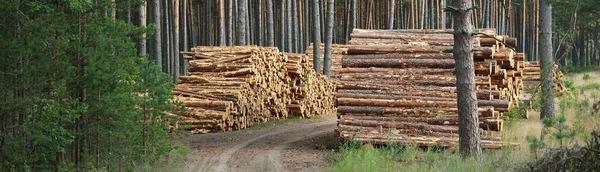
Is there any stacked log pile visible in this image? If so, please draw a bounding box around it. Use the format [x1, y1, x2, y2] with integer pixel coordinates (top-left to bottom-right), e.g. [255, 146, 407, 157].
[316, 29, 524, 148]
[283, 53, 336, 118]
[173, 46, 334, 134]
[522, 61, 566, 93]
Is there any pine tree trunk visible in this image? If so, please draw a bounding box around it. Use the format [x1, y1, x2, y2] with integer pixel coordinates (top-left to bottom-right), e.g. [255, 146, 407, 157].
[265, 0, 274, 46]
[165, 0, 171, 73]
[227, 0, 233, 45]
[451, 0, 482, 159]
[236, 0, 247, 45]
[256, 0, 262, 46]
[292, 0, 299, 52]
[280, 0, 286, 50]
[287, 0, 293, 52]
[389, 0, 395, 29]
[174, 0, 180, 82]
[323, 0, 334, 77]
[350, 0, 356, 37]
[540, 0, 555, 119]
[153, 0, 162, 69]
[138, 0, 147, 56]
[312, 0, 322, 73]
[218, 0, 226, 45]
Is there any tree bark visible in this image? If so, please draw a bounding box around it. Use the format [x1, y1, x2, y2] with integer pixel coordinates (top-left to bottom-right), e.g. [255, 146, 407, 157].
[539, 0, 554, 119]
[349, 0, 356, 41]
[138, 0, 147, 56]
[292, 0, 299, 52]
[174, 0, 180, 82]
[450, 0, 482, 159]
[312, 0, 322, 73]
[236, 0, 248, 45]
[389, 0, 395, 29]
[287, 0, 293, 52]
[218, 0, 226, 45]
[227, 0, 233, 45]
[153, 0, 162, 69]
[265, 0, 274, 46]
[323, 0, 334, 77]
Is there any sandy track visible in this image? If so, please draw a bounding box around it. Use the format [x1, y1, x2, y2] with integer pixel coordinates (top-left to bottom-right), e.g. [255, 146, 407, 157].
[182, 118, 337, 172]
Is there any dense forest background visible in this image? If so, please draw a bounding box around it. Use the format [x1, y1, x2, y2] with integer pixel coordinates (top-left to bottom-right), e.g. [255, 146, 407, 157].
[1, 0, 599, 171]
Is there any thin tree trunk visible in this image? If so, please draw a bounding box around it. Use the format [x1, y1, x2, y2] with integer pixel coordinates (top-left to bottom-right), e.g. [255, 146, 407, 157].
[313, 0, 322, 73]
[165, 0, 171, 73]
[153, 0, 161, 68]
[227, 0, 233, 45]
[323, 0, 334, 77]
[450, 0, 482, 159]
[540, 0, 555, 119]
[350, 0, 356, 36]
[292, 0, 298, 52]
[138, 0, 147, 56]
[280, 0, 286, 50]
[174, 0, 180, 82]
[236, 0, 247, 45]
[389, 0, 395, 29]
[256, 0, 263, 46]
[266, 0, 274, 46]
[217, 0, 225, 45]
[287, 0, 293, 52]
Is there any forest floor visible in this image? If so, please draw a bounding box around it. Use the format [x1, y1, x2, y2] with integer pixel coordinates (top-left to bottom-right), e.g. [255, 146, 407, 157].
[180, 116, 339, 172]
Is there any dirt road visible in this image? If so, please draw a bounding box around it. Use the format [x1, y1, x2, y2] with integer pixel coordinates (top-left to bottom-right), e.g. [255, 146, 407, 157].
[181, 117, 337, 172]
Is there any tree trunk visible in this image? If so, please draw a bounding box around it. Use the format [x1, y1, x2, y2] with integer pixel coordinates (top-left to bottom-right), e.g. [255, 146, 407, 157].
[280, 0, 286, 50]
[165, 0, 172, 74]
[218, 0, 226, 45]
[256, 0, 262, 46]
[236, 0, 248, 45]
[312, 0, 322, 73]
[292, 0, 299, 52]
[153, 0, 162, 69]
[451, 0, 482, 159]
[389, 0, 395, 29]
[227, 0, 233, 45]
[323, 0, 334, 77]
[266, 0, 274, 46]
[138, 0, 147, 56]
[349, 0, 356, 40]
[539, 0, 554, 119]
[174, 0, 180, 81]
[287, 0, 293, 52]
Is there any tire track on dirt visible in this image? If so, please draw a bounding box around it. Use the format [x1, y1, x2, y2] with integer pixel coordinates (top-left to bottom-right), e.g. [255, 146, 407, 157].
[184, 118, 336, 172]
[267, 130, 330, 172]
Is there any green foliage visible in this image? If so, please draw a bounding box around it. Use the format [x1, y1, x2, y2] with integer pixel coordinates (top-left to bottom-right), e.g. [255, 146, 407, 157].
[504, 103, 528, 120]
[0, 0, 183, 171]
[583, 73, 591, 80]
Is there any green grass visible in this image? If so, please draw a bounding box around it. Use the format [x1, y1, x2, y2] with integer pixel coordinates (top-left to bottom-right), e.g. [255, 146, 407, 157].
[139, 142, 191, 172]
[330, 143, 519, 172]
[582, 73, 592, 80]
[577, 83, 600, 91]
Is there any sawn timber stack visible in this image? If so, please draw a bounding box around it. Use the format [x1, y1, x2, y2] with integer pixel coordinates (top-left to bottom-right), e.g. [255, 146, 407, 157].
[173, 46, 335, 134]
[307, 29, 524, 149]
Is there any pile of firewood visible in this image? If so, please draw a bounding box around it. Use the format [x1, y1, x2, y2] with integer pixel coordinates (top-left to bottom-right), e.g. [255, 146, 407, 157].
[172, 46, 334, 134]
[308, 29, 523, 148]
[522, 61, 566, 94]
